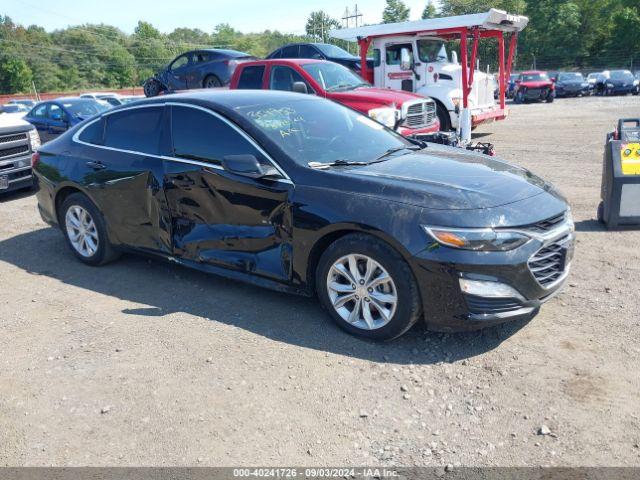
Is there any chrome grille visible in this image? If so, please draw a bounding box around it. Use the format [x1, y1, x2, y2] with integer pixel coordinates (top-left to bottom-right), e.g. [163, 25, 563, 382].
[404, 100, 437, 129]
[528, 235, 572, 288]
[0, 133, 27, 144]
[0, 144, 29, 160]
[529, 212, 566, 233]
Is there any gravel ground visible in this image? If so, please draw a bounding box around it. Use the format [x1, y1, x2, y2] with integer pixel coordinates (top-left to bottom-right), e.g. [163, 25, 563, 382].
[1, 96, 639, 467]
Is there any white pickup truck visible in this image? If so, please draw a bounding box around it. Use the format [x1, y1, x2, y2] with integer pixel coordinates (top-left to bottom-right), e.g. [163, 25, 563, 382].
[0, 112, 40, 193]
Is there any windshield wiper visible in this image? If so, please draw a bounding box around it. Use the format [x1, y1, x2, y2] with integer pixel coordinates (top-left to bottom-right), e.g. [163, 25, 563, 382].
[308, 159, 371, 169]
[374, 145, 422, 162]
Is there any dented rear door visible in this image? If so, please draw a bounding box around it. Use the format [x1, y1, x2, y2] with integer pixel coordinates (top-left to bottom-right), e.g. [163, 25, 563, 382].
[86, 105, 173, 253]
[163, 104, 294, 282]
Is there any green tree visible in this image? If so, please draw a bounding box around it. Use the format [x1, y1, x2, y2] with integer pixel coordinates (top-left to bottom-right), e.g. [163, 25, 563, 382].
[0, 56, 33, 93]
[422, 1, 438, 19]
[305, 11, 340, 42]
[383, 0, 411, 23]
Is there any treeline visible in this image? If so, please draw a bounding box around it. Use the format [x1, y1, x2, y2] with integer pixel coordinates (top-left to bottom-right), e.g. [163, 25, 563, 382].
[0, 18, 313, 94]
[1, 0, 639, 94]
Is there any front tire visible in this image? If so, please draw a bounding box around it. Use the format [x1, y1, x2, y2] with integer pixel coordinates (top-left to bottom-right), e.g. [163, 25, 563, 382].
[60, 193, 120, 266]
[514, 91, 525, 104]
[316, 234, 422, 340]
[143, 78, 162, 97]
[435, 102, 452, 131]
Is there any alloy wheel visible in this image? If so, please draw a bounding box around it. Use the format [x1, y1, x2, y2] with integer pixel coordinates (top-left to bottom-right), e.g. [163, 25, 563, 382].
[326, 254, 398, 330]
[65, 205, 99, 258]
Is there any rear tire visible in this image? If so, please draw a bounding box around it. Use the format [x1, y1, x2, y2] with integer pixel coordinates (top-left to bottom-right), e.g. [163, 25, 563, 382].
[60, 193, 120, 266]
[203, 75, 222, 88]
[316, 233, 422, 340]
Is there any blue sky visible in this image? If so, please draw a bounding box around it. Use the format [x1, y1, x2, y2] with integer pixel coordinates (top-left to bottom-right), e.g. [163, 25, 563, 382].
[3, 0, 439, 34]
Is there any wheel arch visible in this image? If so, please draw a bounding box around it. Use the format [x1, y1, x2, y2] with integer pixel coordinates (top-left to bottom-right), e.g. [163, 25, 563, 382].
[304, 223, 416, 294]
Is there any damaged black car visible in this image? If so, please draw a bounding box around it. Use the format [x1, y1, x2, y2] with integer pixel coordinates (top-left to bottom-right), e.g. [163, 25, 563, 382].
[33, 91, 574, 340]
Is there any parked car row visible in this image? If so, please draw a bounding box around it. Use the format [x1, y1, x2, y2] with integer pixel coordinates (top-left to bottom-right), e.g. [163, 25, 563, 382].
[506, 69, 639, 103]
[2, 94, 142, 144]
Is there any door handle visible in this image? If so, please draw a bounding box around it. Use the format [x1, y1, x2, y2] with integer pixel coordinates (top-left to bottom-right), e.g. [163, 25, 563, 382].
[86, 161, 106, 170]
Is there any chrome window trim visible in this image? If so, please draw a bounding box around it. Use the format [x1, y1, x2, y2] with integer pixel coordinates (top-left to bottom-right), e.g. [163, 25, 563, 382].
[71, 102, 293, 185]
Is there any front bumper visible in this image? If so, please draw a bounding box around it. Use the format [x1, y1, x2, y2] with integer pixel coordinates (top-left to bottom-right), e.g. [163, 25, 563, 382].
[397, 120, 440, 137]
[556, 85, 589, 96]
[519, 87, 554, 101]
[409, 216, 574, 332]
[0, 153, 33, 194]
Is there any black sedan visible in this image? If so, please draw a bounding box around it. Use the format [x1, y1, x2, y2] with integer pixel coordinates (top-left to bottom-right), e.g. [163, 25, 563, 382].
[554, 72, 590, 97]
[603, 70, 639, 96]
[33, 91, 574, 340]
[267, 43, 373, 74]
[143, 49, 255, 97]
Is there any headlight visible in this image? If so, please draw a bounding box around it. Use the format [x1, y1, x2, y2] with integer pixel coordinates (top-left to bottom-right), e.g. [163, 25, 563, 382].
[368, 107, 398, 128]
[28, 128, 40, 150]
[606, 82, 614, 87]
[423, 226, 530, 251]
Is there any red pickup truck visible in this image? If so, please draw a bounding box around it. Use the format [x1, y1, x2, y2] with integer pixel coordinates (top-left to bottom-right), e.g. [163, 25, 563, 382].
[229, 59, 440, 136]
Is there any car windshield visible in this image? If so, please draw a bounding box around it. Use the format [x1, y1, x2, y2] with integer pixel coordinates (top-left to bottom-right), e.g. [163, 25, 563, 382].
[610, 71, 633, 81]
[522, 73, 549, 82]
[235, 98, 411, 166]
[302, 63, 369, 92]
[62, 100, 110, 117]
[314, 44, 356, 59]
[559, 72, 583, 81]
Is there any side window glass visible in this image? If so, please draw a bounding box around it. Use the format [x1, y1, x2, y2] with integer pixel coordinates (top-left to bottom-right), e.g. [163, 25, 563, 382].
[237, 66, 265, 89]
[299, 45, 322, 59]
[78, 118, 104, 145]
[104, 106, 164, 155]
[32, 104, 48, 119]
[386, 44, 413, 65]
[194, 52, 209, 63]
[270, 66, 312, 93]
[281, 45, 299, 58]
[171, 106, 263, 166]
[374, 49, 381, 67]
[49, 104, 64, 122]
[170, 55, 189, 71]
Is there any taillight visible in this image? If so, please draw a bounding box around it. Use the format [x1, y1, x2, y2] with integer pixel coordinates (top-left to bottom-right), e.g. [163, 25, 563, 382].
[31, 151, 40, 169]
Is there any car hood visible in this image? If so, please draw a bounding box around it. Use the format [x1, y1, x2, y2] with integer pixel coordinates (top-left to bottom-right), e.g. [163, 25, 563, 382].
[520, 81, 553, 88]
[329, 87, 424, 107]
[328, 146, 561, 211]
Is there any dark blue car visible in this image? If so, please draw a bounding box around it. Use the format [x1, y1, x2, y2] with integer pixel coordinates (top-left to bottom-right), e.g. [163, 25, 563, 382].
[143, 49, 255, 97]
[24, 98, 110, 143]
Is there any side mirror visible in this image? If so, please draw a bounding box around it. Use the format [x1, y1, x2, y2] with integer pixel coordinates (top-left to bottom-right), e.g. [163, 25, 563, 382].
[222, 154, 280, 179]
[400, 48, 412, 71]
[450, 51, 459, 65]
[292, 81, 309, 94]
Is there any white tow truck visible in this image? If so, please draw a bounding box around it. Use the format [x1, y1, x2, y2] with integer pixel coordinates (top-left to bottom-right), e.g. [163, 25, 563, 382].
[330, 9, 528, 144]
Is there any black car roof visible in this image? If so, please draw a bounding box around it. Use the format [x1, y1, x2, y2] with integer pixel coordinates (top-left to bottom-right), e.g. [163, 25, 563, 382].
[105, 90, 322, 111]
[186, 48, 250, 57]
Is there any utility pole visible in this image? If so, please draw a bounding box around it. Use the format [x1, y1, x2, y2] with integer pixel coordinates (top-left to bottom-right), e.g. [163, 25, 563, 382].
[342, 4, 363, 53]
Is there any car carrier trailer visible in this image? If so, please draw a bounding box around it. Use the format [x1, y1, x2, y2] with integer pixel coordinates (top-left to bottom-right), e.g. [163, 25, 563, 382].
[329, 9, 528, 144]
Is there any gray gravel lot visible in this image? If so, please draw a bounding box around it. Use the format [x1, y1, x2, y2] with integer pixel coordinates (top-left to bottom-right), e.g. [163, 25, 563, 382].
[1, 96, 639, 467]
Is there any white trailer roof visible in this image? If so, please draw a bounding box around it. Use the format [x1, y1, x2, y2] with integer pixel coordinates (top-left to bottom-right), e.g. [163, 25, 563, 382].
[329, 9, 528, 42]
